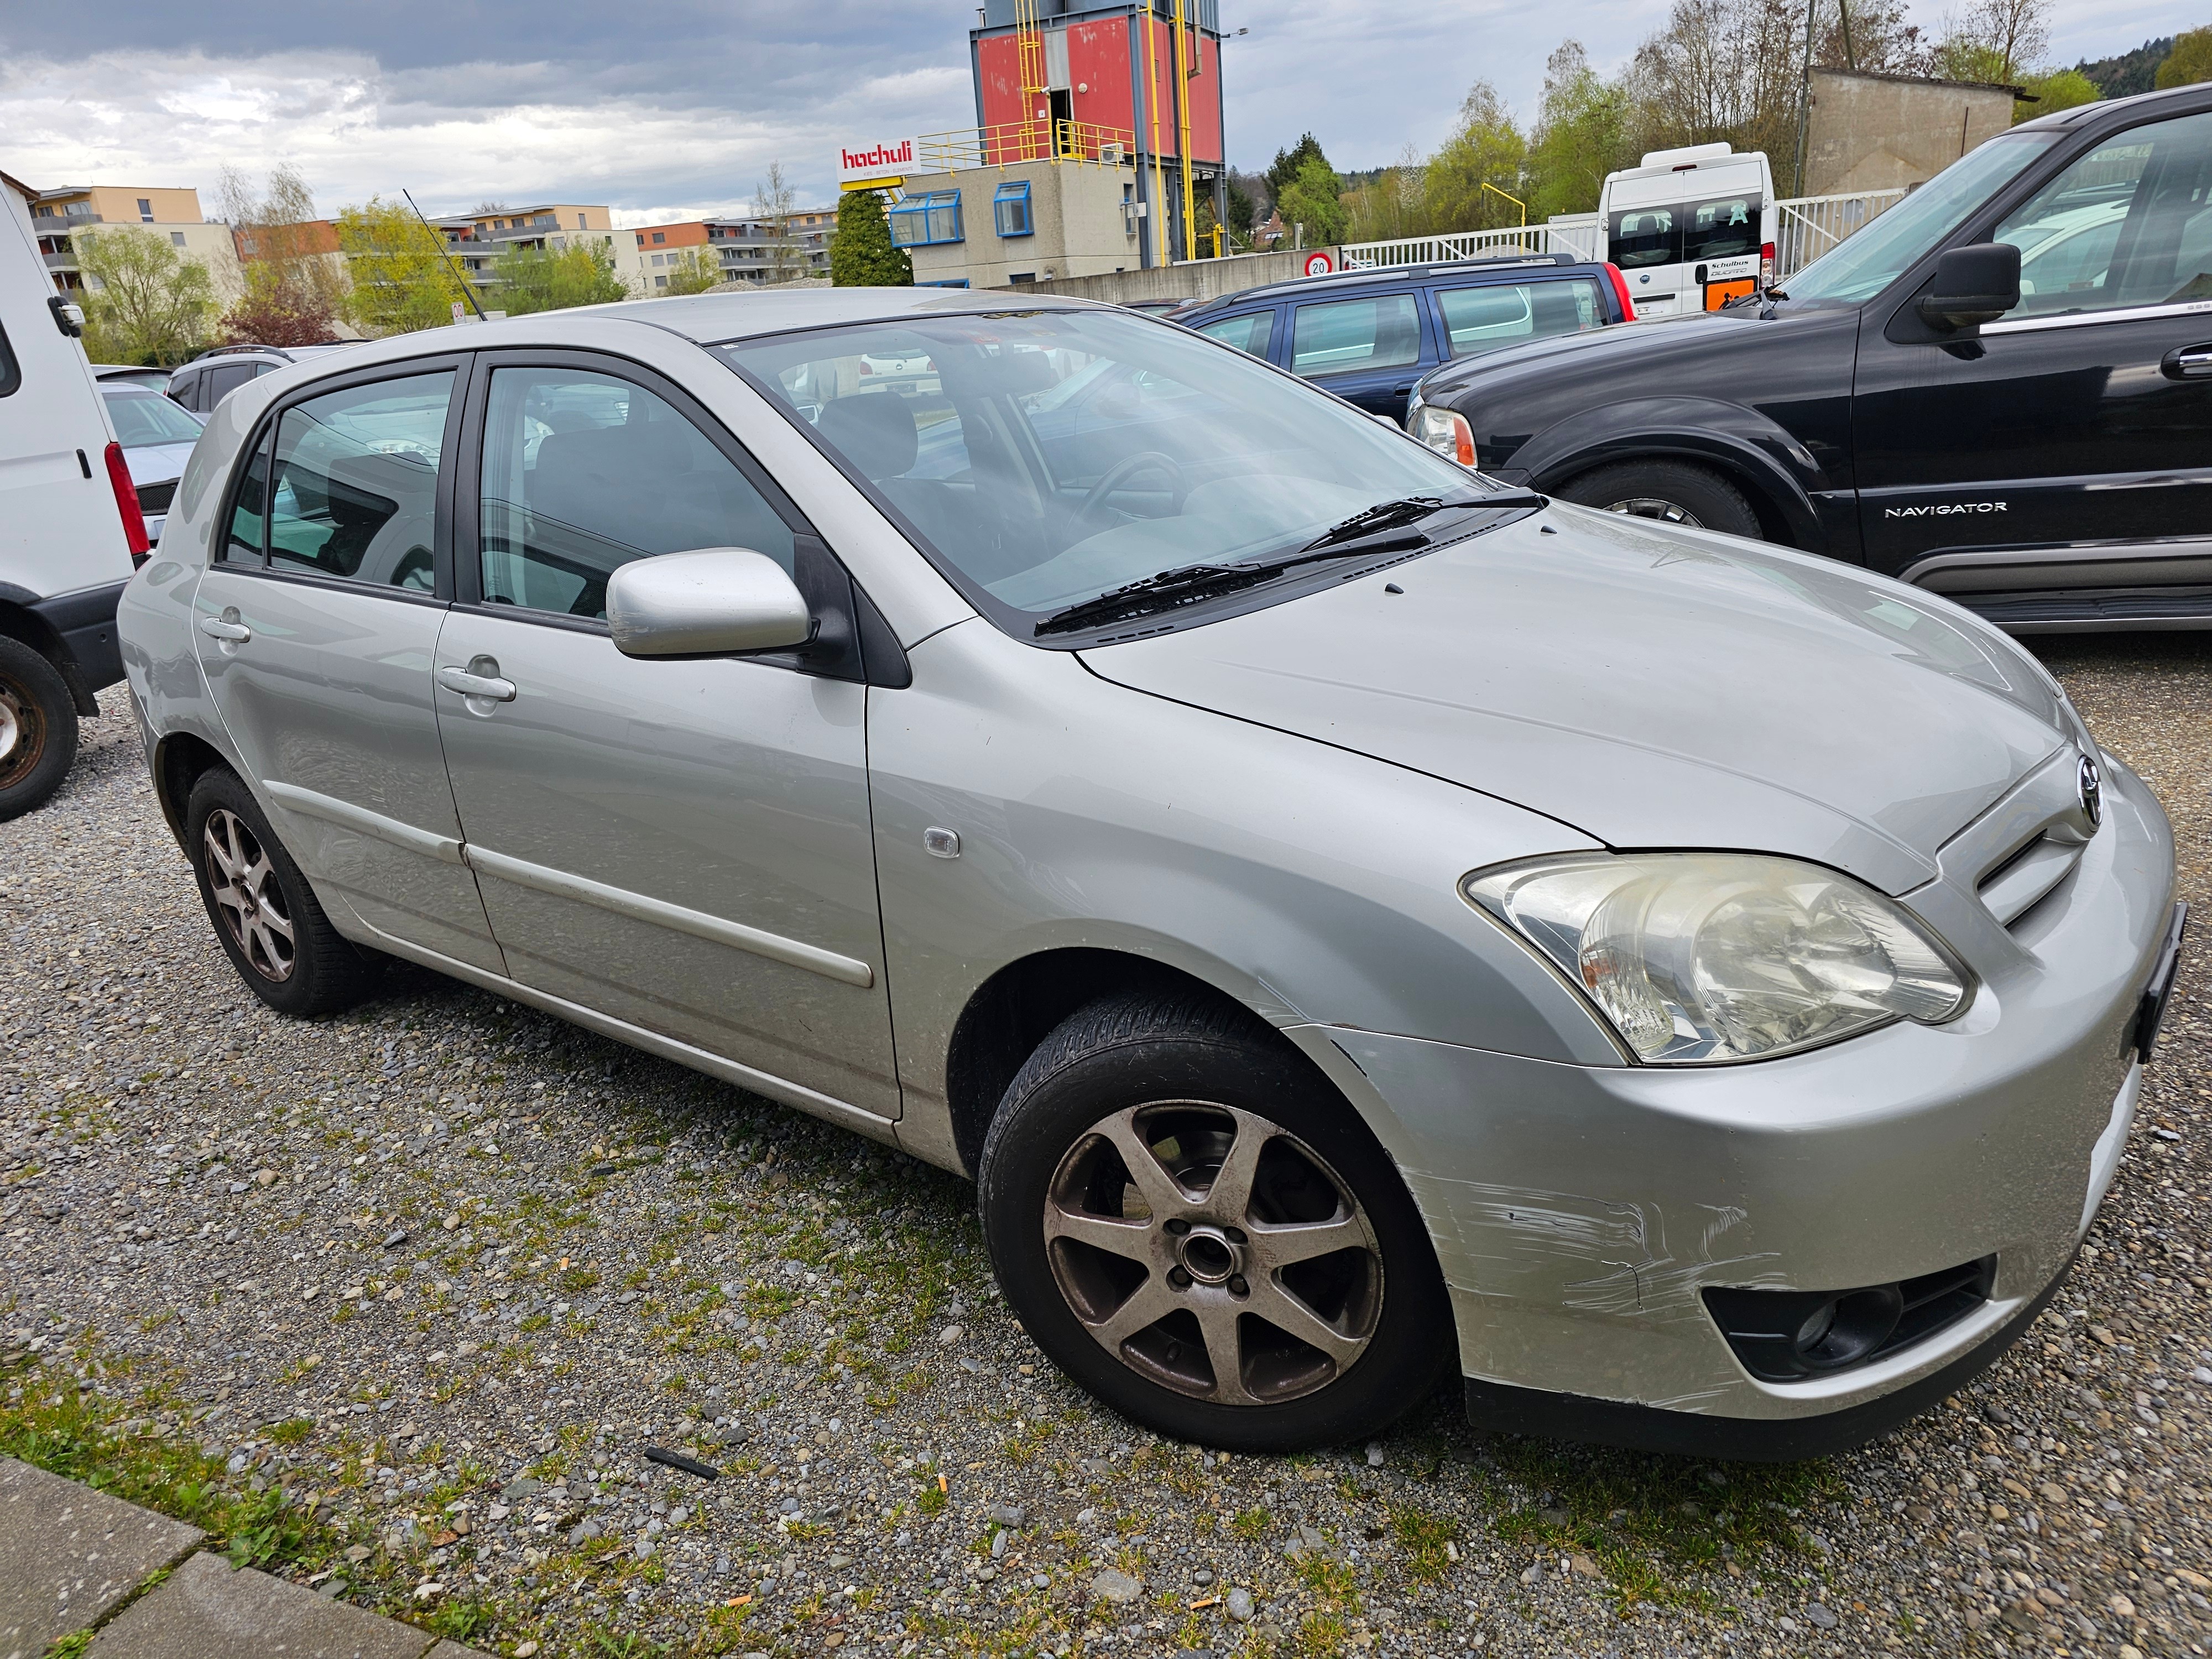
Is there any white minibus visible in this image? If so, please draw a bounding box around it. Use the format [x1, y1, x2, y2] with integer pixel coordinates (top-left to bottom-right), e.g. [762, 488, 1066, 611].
[1600, 144, 1777, 320]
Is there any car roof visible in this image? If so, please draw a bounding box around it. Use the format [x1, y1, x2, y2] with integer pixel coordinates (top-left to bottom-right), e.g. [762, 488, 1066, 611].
[2015, 77, 2212, 132]
[1178, 255, 1603, 315]
[591, 285, 1107, 345]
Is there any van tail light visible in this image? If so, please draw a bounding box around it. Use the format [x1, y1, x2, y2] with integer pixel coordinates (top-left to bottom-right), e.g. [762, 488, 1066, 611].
[1411, 405, 1477, 467]
[104, 441, 152, 565]
[1604, 262, 1637, 321]
[1760, 242, 1776, 288]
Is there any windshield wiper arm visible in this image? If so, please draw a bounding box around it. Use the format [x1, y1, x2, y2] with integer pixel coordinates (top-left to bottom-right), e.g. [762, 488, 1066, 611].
[1032, 490, 1548, 638]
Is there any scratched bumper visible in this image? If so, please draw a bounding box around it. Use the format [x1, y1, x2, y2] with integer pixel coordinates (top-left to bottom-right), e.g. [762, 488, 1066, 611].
[1310, 755, 2174, 1437]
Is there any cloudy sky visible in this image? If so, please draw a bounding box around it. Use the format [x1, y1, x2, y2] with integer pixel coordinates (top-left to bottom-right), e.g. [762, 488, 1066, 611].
[0, 0, 2192, 225]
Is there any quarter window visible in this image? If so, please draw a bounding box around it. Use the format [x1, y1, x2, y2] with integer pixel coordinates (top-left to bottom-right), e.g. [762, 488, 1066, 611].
[1996, 109, 2212, 319]
[1290, 294, 1422, 377]
[1196, 311, 1275, 358]
[477, 367, 794, 620]
[222, 429, 273, 567]
[267, 372, 452, 589]
[1436, 280, 1604, 358]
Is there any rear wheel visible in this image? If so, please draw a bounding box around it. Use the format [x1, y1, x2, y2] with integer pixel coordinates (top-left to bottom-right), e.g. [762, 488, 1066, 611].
[978, 990, 1451, 1451]
[185, 768, 377, 1016]
[0, 636, 78, 822]
[1559, 458, 1763, 539]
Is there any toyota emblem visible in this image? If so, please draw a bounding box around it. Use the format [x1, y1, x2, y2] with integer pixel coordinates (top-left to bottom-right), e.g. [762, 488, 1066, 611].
[2079, 754, 2103, 829]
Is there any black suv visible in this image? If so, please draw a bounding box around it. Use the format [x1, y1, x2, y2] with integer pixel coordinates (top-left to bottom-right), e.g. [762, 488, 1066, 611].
[1407, 83, 2212, 632]
[1174, 254, 1634, 425]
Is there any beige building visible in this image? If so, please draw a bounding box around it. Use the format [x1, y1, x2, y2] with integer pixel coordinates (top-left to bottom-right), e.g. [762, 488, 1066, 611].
[619, 210, 836, 295]
[897, 156, 1142, 289]
[29, 184, 244, 299]
[1802, 69, 2021, 197]
[430, 204, 619, 288]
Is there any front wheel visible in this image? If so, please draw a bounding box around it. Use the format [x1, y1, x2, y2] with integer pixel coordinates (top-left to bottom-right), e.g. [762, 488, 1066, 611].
[0, 636, 79, 822]
[1558, 458, 1763, 539]
[977, 992, 1450, 1452]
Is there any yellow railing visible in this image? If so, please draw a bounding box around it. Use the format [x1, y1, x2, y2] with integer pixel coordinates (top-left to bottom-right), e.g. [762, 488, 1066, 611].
[915, 120, 1138, 172]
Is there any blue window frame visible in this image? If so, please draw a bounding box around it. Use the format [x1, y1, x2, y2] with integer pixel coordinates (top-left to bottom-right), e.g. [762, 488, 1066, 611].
[916, 279, 971, 288]
[889, 190, 963, 248]
[993, 181, 1034, 238]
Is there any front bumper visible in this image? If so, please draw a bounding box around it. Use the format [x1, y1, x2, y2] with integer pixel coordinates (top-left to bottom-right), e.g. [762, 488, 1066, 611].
[1304, 753, 2176, 1456]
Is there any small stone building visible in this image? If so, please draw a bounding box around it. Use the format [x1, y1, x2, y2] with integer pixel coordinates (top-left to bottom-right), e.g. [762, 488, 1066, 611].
[1802, 69, 2022, 196]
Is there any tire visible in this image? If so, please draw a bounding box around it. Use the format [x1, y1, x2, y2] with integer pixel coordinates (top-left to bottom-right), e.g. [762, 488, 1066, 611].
[0, 635, 79, 823]
[1558, 458, 1764, 539]
[977, 990, 1451, 1452]
[184, 768, 377, 1017]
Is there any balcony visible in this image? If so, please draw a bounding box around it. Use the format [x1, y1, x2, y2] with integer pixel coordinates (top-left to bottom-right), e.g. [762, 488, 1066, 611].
[42, 250, 77, 270]
[917, 119, 1136, 173]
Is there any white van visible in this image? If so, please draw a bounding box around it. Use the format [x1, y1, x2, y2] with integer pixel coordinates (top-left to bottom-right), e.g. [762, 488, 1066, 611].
[0, 184, 147, 819]
[1600, 143, 1777, 320]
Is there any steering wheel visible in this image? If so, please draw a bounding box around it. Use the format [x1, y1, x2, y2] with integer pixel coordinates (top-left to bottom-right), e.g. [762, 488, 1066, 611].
[1077, 450, 1188, 523]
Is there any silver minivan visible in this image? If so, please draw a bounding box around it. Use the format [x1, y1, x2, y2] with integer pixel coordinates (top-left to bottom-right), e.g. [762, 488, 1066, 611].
[118, 289, 2180, 1457]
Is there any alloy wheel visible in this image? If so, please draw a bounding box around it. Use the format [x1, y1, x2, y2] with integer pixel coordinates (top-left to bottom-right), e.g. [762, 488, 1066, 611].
[1602, 497, 1704, 527]
[202, 808, 296, 982]
[0, 676, 43, 792]
[1042, 1100, 1384, 1405]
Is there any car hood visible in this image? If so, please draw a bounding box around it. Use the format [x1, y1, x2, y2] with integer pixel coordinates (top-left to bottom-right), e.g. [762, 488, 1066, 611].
[121, 441, 196, 486]
[1079, 505, 2073, 896]
[1420, 306, 1762, 397]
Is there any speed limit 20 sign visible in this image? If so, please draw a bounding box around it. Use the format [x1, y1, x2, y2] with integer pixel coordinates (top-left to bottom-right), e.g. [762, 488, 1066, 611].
[1302, 251, 1335, 277]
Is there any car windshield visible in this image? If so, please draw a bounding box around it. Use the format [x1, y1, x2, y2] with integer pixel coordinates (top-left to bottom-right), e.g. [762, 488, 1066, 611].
[102, 387, 204, 447]
[1782, 133, 2056, 304]
[718, 307, 1486, 636]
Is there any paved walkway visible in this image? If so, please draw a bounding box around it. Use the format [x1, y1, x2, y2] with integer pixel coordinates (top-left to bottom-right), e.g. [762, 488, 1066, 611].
[0, 1456, 484, 1659]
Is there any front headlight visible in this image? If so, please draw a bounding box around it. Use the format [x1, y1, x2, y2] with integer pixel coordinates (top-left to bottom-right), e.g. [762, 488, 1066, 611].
[1463, 853, 1972, 1064]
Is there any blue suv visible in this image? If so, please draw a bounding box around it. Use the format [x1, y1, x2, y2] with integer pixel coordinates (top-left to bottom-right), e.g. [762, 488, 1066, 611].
[1172, 254, 1635, 425]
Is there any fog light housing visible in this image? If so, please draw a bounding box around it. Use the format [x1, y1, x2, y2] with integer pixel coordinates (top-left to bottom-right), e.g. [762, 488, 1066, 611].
[1703, 1258, 1994, 1383]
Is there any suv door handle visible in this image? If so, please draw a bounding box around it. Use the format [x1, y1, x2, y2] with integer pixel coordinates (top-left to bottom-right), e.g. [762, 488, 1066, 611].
[436, 665, 517, 702]
[198, 614, 251, 643]
[2163, 344, 2212, 379]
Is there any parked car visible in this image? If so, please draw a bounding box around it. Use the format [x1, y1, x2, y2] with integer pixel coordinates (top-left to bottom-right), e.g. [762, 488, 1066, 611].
[99, 384, 204, 544]
[168, 342, 354, 414]
[1172, 253, 1634, 423]
[119, 289, 2178, 1457]
[0, 195, 145, 821]
[1407, 81, 2212, 632]
[1600, 142, 1777, 318]
[90, 363, 177, 393]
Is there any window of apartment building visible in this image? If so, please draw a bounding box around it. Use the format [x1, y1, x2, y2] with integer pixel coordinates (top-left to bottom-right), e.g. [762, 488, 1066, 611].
[655, 276, 668, 288]
[170, 232, 186, 247]
[993, 182, 1034, 238]
[888, 191, 963, 248]
[577, 214, 587, 229]
[137, 199, 153, 222]
[651, 232, 666, 244]
[651, 254, 665, 266]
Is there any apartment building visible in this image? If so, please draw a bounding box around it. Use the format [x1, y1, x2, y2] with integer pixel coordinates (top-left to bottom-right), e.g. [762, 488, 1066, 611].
[28, 184, 243, 297]
[431, 204, 618, 285]
[623, 208, 835, 293]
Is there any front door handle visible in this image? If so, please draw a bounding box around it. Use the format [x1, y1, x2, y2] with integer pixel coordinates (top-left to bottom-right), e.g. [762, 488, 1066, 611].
[436, 665, 517, 702]
[2164, 343, 2212, 379]
[199, 613, 251, 644]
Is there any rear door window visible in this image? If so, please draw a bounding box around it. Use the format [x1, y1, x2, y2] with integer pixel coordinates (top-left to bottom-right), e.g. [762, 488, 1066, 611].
[1609, 207, 1678, 269]
[1435, 279, 1606, 358]
[1289, 293, 1422, 377]
[1196, 310, 1276, 359]
[205, 364, 254, 405]
[1683, 196, 1761, 264]
[268, 372, 452, 590]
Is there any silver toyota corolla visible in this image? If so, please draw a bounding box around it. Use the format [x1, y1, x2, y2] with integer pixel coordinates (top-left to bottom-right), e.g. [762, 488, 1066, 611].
[117, 289, 2181, 1458]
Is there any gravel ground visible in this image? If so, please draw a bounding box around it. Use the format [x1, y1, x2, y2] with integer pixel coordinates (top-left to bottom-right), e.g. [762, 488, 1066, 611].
[4, 637, 2212, 1659]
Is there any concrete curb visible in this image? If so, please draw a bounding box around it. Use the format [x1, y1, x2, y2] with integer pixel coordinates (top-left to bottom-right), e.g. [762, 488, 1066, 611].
[0, 1456, 486, 1659]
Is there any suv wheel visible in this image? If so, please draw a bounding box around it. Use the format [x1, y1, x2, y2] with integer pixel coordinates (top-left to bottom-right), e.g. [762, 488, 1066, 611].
[977, 991, 1450, 1451]
[0, 637, 79, 822]
[185, 768, 377, 1016]
[1561, 459, 1762, 539]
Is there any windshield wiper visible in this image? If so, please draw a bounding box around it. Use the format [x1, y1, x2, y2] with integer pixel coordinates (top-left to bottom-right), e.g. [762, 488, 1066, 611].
[1033, 489, 1546, 638]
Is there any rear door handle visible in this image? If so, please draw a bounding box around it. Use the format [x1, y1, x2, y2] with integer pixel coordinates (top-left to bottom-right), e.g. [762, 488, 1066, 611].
[436, 665, 517, 702]
[2163, 343, 2212, 379]
[198, 614, 251, 643]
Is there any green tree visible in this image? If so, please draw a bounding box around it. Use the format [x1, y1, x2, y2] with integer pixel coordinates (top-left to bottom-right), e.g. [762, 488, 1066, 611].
[2016, 66, 2101, 120]
[1224, 174, 1258, 237]
[493, 242, 628, 315]
[1527, 41, 1636, 219]
[1275, 154, 1348, 247]
[1931, 0, 2050, 82]
[829, 188, 912, 286]
[335, 197, 473, 336]
[656, 248, 723, 296]
[1343, 153, 1432, 243]
[1265, 133, 1331, 201]
[2156, 26, 2212, 87]
[1425, 82, 1530, 233]
[73, 227, 215, 366]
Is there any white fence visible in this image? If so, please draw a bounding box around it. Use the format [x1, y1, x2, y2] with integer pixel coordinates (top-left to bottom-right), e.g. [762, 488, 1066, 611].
[1340, 188, 1907, 279]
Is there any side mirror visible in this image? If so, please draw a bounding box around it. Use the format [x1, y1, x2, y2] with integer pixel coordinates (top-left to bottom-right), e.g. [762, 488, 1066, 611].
[606, 547, 813, 658]
[1917, 243, 2021, 333]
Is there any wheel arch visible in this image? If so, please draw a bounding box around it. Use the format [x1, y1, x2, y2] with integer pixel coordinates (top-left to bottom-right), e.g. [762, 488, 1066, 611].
[0, 592, 97, 717]
[152, 730, 233, 849]
[943, 946, 1335, 1178]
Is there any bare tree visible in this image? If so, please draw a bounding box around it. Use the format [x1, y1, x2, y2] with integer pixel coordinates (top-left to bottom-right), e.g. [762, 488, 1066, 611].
[1629, 0, 1804, 169]
[753, 162, 802, 284]
[1934, 0, 2051, 80]
[217, 163, 347, 340]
